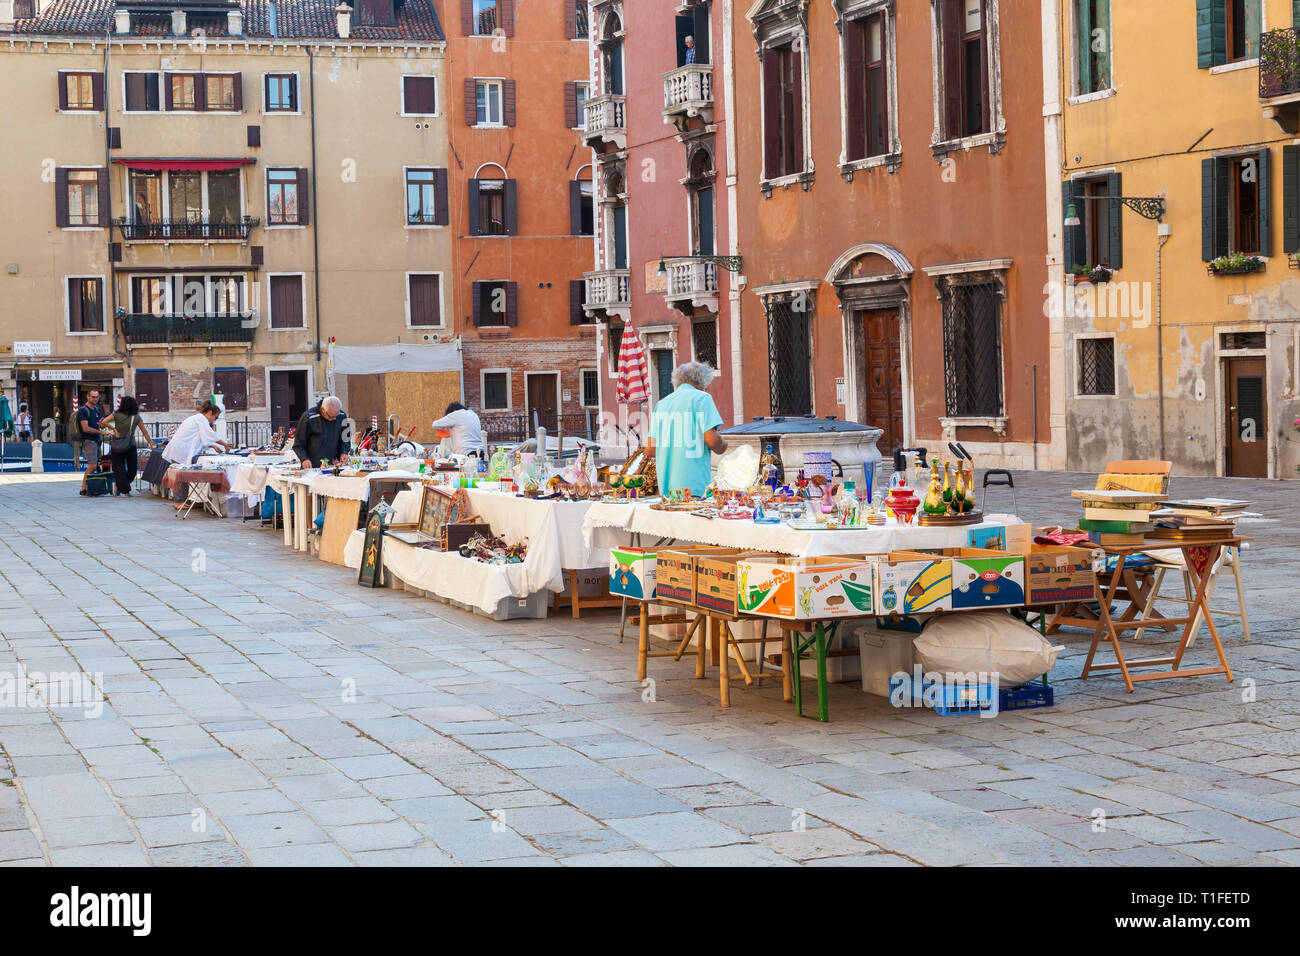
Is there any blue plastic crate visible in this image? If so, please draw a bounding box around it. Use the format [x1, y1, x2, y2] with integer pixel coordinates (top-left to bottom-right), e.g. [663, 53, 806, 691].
[999, 682, 1055, 711]
[890, 674, 997, 716]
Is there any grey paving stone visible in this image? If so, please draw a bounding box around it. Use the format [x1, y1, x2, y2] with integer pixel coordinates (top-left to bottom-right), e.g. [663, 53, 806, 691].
[247, 843, 357, 867]
[217, 812, 328, 849]
[606, 811, 747, 852]
[0, 828, 42, 861]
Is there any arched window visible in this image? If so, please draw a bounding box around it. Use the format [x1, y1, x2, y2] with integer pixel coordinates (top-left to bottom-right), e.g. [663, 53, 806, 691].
[687, 149, 715, 257]
[470, 163, 515, 236]
[571, 165, 594, 237]
[603, 168, 628, 270]
[601, 13, 625, 96]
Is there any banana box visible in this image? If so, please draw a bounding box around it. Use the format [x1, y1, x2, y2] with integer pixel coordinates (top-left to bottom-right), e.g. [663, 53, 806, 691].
[1019, 543, 1102, 605]
[946, 548, 1026, 609]
[875, 552, 954, 615]
[654, 547, 741, 607]
[608, 547, 659, 601]
[695, 552, 784, 616]
[737, 556, 881, 620]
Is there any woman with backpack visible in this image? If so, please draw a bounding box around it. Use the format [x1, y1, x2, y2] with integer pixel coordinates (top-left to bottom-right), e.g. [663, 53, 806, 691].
[107, 395, 153, 496]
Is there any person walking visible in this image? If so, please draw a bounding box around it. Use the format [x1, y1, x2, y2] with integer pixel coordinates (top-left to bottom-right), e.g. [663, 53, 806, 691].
[76, 388, 106, 497]
[107, 395, 152, 497]
[292, 396, 351, 467]
[16, 403, 32, 442]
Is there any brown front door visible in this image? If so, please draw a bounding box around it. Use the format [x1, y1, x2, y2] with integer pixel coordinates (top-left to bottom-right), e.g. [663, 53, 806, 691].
[1225, 357, 1267, 478]
[527, 374, 558, 436]
[862, 308, 904, 459]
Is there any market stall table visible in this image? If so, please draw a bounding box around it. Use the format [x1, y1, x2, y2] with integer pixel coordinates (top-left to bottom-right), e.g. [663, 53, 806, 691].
[1081, 537, 1241, 692]
[162, 467, 230, 519]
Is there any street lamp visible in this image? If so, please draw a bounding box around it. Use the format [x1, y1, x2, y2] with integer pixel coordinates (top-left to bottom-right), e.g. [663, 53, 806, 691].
[657, 255, 744, 275]
[1064, 195, 1165, 226]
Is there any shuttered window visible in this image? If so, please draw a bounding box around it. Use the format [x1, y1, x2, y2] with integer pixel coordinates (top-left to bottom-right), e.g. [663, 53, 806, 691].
[408, 274, 443, 327]
[59, 72, 102, 111]
[402, 76, 437, 115]
[761, 42, 804, 180]
[473, 281, 517, 327]
[467, 0, 513, 36]
[265, 73, 298, 112]
[135, 370, 170, 413]
[406, 168, 449, 225]
[938, 0, 990, 141]
[1075, 0, 1112, 94]
[1202, 150, 1271, 259]
[269, 274, 305, 329]
[124, 72, 161, 112]
[569, 279, 591, 325]
[468, 178, 518, 235]
[267, 168, 309, 225]
[213, 368, 249, 411]
[67, 277, 105, 333]
[570, 178, 594, 236]
[1063, 174, 1124, 272]
[1198, 0, 1260, 68]
[844, 13, 890, 162]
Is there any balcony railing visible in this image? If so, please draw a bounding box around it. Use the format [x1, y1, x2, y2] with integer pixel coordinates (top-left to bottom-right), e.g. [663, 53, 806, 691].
[663, 259, 719, 312]
[122, 313, 256, 346]
[663, 64, 713, 120]
[584, 269, 632, 316]
[113, 217, 259, 241]
[582, 94, 627, 148]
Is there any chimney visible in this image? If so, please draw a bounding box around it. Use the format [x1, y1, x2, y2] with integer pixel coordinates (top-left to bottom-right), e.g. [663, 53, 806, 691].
[268, 0, 278, 37]
[228, 9, 243, 35]
[0, 2, 13, 33]
[114, 8, 130, 33]
[171, 9, 186, 35]
[335, 2, 351, 39]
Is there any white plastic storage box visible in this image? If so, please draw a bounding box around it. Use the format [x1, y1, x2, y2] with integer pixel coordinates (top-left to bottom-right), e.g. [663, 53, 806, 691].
[857, 628, 917, 697]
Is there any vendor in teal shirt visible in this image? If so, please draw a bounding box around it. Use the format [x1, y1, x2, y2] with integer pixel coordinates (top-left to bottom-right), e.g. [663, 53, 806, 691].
[646, 362, 728, 497]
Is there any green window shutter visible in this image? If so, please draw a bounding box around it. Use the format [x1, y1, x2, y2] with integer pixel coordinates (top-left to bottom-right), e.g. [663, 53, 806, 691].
[1106, 171, 1124, 269]
[1063, 180, 1085, 272]
[1295, 0, 1300, 26]
[1196, 0, 1225, 69]
[1077, 0, 1092, 93]
[1094, 0, 1111, 89]
[1283, 145, 1300, 254]
[1201, 157, 1216, 261]
[1214, 158, 1230, 258]
[1257, 148, 1272, 257]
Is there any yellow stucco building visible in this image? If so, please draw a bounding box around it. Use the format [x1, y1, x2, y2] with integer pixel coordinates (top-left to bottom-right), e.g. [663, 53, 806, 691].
[1055, 0, 1300, 477]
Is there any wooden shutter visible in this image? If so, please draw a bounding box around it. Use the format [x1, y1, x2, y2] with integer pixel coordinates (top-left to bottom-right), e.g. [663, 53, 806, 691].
[434, 168, 449, 226]
[790, 48, 804, 174]
[232, 73, 243, 112]
[405, 76, 434, 114]
[505, 282, 519, 326]
[565, 80, 578, 129]
[1196, 0, 1225, 69]
[501, 0, 515, 37]
[844, 21, 866, 162]
[1062, 180, 1084, 272]
[503, 79, 517, 126]
[409, 274, 441, 326]
[1105, 172, 1123, 269]
[248, 125, 261, 148]
[164, 73, 175, 110]
[68, 278, 83, 332]
[193, 74, 207, 111]
[461, 0, 474, 34]
[1213, 158, 1229, 259]
[108, 127, 121, 149]
[251, 245, 264, 266]
[694, 5, 711, 64]
[504, 179, 519, 235]
[762, 49, 781, 179]
[146, 73, 160, 111]
[565, 0, 577, 39]
[1258, 148, 1273, 257]
[109, 242, 122, 262]
[1201, 158, 1216, 261]
[96, 168, 109, 227]
[215, 369, 248, 411]
[296, 168, 310, 225]
[57, 72, 69, 110]
[92, 72, 105, 111]
[464, 78, 477, 124]
[468, 180, 482, 234]
[1284, 145, 1300, 253]
[941, 0, 962, 138]
[570, 279, 585, 325]
[570, 180, 583, 235]
[289, 76, 299, 111]
[270, 275, 303, 328]
[472, 281, 483, 326]
[55, 168, 69, 227]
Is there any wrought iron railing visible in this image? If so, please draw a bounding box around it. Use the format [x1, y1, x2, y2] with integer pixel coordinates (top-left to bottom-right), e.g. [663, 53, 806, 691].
[583, 94, 626, 139]
[113, 217, 259, 240]
[146, 419, 275, 449]
[663, 64, 713, 114]
[584, 269, 631, 310]
[1260, 27, 1300, 97]
[481, 411, 598, 446]
[122, 313, 256, 346]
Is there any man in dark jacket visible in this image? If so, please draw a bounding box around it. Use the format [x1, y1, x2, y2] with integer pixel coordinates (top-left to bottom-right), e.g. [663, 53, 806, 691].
[293, 396, 350, 467]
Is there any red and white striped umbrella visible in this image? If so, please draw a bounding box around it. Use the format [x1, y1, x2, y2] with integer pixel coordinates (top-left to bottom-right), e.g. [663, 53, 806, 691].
[615, 328, 651, 406]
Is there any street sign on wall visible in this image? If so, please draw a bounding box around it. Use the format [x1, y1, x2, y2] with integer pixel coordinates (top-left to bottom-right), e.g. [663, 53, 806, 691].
[38, 369, 81, 381]
[14, 341, 51, 357]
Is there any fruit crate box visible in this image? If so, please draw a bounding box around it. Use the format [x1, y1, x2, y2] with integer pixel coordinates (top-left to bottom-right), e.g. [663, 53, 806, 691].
[889, 673, 998, 716]
[999, 682, 1055, 711]
[737, 555, 883, 620]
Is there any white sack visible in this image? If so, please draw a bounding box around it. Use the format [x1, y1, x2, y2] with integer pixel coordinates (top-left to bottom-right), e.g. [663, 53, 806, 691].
[913, 611, 1063, 688]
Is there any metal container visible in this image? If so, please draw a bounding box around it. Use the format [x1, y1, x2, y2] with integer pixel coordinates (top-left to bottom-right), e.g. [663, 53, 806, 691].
[719, 416, 884, 488]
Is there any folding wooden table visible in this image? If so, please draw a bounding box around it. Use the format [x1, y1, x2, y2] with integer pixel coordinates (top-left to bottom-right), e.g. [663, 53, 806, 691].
[1081, 537, 1240, 692]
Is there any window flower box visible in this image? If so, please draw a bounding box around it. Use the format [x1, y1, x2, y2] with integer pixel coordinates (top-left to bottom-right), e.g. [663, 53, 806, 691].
[1208, 254, 1265, 276]
[1068, 265, 1112, 284]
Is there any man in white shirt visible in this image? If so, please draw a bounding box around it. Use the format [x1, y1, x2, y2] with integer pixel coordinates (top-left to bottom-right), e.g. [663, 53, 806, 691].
[430, 402, 487, 457]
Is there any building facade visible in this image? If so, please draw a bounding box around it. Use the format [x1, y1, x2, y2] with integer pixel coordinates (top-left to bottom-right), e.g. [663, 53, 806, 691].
[582, 0, 739, 455]
[0, 0, 451, 443]
[728, 0, 1060, 469]
[1058, 0, 1300, 478]
[445, 0, 599, 445]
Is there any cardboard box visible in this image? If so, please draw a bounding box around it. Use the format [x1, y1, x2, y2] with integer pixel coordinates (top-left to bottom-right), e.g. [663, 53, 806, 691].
[737, 555, 881, 620]
[1020, 543, 1103, 605]
[654, 547, 740, 607]
[695, 551, 783, 616]
[609, 547, 659, 600]
[876, 552, 954, 615]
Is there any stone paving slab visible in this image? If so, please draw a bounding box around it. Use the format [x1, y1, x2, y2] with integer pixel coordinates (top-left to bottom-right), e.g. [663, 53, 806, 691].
[0, 471, 1296, 865]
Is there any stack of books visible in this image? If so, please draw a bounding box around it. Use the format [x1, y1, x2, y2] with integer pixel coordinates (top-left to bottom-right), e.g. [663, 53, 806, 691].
[1071, 488, 1168, 546]
[1149, 499, 1253, 540]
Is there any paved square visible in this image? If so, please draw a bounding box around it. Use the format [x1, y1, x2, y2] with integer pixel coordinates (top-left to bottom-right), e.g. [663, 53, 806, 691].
[0, 471, 1295, 866]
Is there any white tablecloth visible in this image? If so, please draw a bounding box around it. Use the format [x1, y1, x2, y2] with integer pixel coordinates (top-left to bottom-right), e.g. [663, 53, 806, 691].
[464, 489, 609, 572]
[308, 471, 423, 501]
[582, 501, 1024, 557]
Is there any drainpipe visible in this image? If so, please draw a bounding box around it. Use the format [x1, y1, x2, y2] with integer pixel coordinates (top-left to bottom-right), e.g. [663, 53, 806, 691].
[307, 46, 322, 363]
[1155, 227, 1170, 462]
[722, 0, 743, 425]
[105, 20, 125, 368]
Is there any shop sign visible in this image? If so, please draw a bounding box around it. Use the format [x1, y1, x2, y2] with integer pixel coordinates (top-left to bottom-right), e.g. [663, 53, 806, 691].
[38, 369, 82, 381]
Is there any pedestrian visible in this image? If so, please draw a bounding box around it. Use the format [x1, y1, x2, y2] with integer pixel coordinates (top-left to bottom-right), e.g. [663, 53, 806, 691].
[645, 362, 727, 498]
[684, 35, 696, 64]
[16, 403, 32, 442]
[107, 395, 152, 497]
[292, 396, 351, 467]
[76, 388, 106, 497]
[430, 402, 487, 457]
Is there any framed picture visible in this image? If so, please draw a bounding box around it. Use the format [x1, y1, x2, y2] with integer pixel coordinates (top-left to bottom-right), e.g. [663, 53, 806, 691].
[358, 510, 386, 588]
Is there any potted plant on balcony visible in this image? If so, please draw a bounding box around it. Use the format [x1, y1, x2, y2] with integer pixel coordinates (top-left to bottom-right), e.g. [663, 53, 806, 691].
[1208, 252, 1266, 276]
[1068, 264, 1111, 285]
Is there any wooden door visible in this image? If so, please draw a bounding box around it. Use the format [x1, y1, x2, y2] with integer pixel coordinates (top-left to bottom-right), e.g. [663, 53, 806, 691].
[527, 374, 558, 435]
[1225, 357, 1266, 477]
[861, 308, 904, 459]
